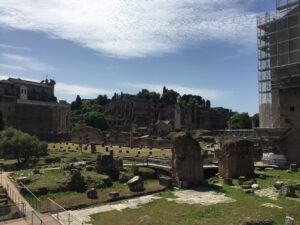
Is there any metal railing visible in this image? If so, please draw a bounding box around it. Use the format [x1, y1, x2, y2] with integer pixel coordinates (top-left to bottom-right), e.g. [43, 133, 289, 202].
[31, 210, 46, 225]
[0, 203, 25, 222]
[48, 198, 85, 225]
[18, 181, 41, 212]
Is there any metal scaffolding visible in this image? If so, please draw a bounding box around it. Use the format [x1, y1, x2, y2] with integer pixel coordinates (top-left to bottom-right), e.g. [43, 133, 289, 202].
[257, 0, 300, 128]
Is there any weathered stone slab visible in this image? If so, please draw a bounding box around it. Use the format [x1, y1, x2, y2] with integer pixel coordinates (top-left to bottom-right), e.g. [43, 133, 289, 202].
[127, 176, 144, 192]
[285, 216, 294, 225]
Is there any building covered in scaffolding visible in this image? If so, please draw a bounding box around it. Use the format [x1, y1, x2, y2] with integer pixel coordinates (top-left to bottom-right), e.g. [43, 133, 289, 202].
[257, 0, 300, 162]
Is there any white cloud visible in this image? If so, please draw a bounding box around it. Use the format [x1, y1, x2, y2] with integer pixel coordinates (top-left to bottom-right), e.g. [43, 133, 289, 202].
[0, 64, 25, 71]
[55, 83, 113, 97]
[0, 44, 30, 50]
[0, 0, 257, 58]
[0, 53, 53, 71]
[119, 82, 228, 101]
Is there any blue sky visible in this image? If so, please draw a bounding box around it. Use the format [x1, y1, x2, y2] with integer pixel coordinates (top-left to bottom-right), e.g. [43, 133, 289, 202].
[0, 0, 275, 115]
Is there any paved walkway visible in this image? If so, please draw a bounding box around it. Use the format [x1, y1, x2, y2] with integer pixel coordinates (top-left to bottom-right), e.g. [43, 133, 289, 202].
[0, 172, 33, 214]
[0, 218, 27, 225]
[0, 172, 60, 225]
[71, 194, 160, 223]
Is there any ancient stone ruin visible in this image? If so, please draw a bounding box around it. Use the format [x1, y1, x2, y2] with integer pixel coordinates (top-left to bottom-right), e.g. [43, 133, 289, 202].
[68, 170, 86, 192]
[96, 151, 122, 180]
[127, 176, 144, 192]
[86, 188, 98, 199]
[218, 139, 254, 178]
[96, 152, 116, 173]
[172, 133, 204, 188]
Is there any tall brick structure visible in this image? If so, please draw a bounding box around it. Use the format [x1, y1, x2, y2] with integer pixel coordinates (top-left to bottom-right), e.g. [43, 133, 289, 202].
[0, 78, 70, 139]
[172, 133, 204, 187]
[218, 140, 254, 178]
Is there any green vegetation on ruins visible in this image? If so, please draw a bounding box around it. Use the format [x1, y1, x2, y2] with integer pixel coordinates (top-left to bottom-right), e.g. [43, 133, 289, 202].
[4, 142, 171, 210]
[10, 167, 164, 210]
[69, 86, 214, 132]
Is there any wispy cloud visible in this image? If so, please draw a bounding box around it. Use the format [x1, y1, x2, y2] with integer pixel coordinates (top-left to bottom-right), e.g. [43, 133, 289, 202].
[119, 82, 228, 101]
[0, 53, 53, 71]
[55, 83, 113, 97]
[0, 64, 25, 71]
[0, 44, 30, 50]
[0, 0, 257, 58]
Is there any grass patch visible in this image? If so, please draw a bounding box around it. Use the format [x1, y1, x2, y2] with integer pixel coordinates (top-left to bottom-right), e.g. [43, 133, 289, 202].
[90, 170, 300, 225]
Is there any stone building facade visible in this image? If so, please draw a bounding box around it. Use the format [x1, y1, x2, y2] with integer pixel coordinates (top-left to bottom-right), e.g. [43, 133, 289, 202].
[104, 97, 230, 133]
[104, 98, 156, 130]
[0, 78, 70, 139]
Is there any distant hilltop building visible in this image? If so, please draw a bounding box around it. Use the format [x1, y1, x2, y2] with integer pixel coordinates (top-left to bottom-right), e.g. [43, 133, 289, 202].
[0, 77, 70, 140]
[257, 0, 300, 161]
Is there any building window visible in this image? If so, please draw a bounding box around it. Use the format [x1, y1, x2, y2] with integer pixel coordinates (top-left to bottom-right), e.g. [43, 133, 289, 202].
[285, 118, 290, 124]
[290, 106, 295, 112]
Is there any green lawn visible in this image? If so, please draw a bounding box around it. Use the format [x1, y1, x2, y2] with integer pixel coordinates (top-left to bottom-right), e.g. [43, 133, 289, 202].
[91, 170, 300, 225]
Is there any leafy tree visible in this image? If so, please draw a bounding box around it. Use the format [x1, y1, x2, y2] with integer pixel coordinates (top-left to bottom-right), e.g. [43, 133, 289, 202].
[0, 128, 48, 164]
[0, 111, 4, 130]
[137, 89, 151, 99]
[84, 112, 108, 130]
[179, 94, 208, 108]
[71, 95, 82, 110]
[71, 123, 85, 133]
[160, 87, 179, 105]
[205, 100, 211, 108]
[81, 103, 102, 114]
[137, 89, 160, 103]
[252, 113, 259, 128]
[96, 95, 109, 105]
[229, 113, 252, 129]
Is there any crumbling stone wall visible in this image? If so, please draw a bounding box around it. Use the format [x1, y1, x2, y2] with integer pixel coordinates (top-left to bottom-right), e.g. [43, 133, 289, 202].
[96, 153, 115, 173]
[172, 133, 204, 186]
[218, 139, 254, 178]
[70, 127, 104, 144]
